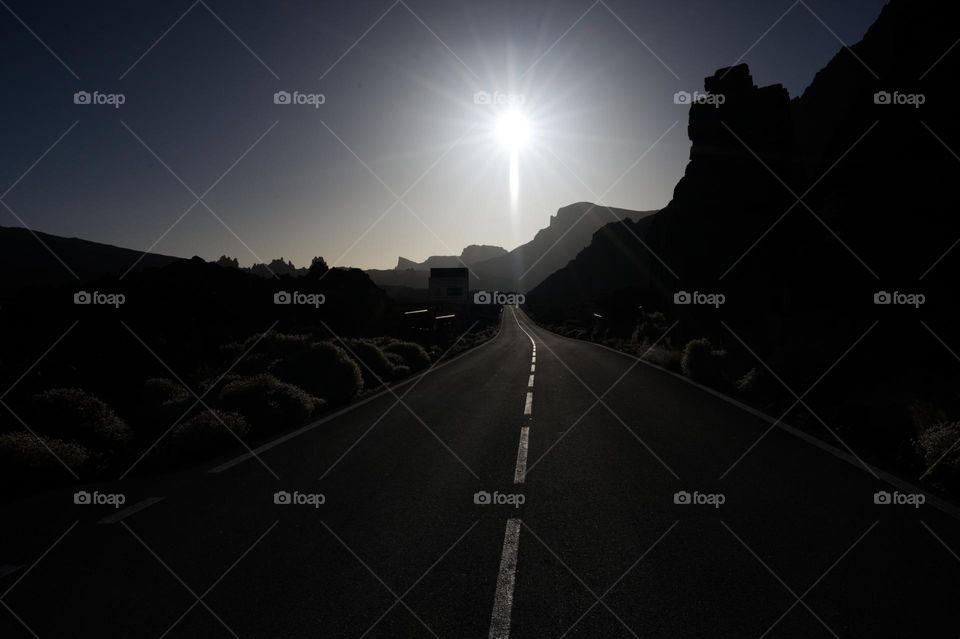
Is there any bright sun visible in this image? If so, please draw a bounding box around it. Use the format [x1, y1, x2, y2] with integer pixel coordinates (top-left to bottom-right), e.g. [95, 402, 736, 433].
[495, 110, 532, 151]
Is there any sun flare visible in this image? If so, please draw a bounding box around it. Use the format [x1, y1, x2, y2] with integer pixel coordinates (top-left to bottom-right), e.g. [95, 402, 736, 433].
[494, 110, 532, 151]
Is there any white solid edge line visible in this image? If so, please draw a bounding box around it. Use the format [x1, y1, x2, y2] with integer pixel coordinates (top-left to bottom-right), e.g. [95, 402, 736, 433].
[528, 375, 534, 388]
[98, 497, 166, 524]
[514, 309, 960, 521]
[514, 426, 530, 484]
[488, 518, 522, 639]
[523, 392, 533, 415]
[209, 309, 506, 474]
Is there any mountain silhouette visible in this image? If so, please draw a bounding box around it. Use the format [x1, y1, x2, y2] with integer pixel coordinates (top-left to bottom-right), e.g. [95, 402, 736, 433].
[367, 202, 655, 294]
[0, 226, 180, 293]
[395, 245, 507, 271]
[526, 0, 960, 459]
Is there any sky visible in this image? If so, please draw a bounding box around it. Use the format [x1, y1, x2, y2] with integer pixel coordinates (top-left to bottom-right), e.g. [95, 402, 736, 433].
[1, 0, 890, 270]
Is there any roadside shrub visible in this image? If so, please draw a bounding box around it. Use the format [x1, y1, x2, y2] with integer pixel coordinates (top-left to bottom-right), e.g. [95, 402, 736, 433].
[915, 421, 960, 483]
[143, 378, 190, 405]
[0, 431, 90, 488]
[30, 388, 131, 447]
[139, 378, 194, 436]
[218, 374, 314, 433]
[343, 339, 396, 388]
[383, 341, 431, 372]
[640, 346, 683, 372]
[681, 338, 727, 386]
[269, 342, 363, 405]
[168, 410, 249, 459]
[220, 332, 312, 375]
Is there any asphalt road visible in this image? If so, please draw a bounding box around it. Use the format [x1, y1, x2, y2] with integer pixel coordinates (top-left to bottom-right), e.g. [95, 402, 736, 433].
[2, 305, 959, 638]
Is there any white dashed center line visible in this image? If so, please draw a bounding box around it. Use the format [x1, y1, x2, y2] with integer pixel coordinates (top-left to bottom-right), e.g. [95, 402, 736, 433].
[523, 391, 533, 415]
[488, 518, 522, 639]
[514, 426, 530, 483]
[527, 374, 534, 388]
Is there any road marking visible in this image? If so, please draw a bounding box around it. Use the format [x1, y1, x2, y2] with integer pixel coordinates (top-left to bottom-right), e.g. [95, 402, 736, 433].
[489, 518, 522, 639]
[98, 497, 165, 524]
[527, 375, 534, 388]
[514, 427, 530, 483]
[530, 364, 535, 372]
[523, 391, 533, 415]
[514, 307, 960, 521]
[210, 313, 504, 473]
[531, 356, 536, 363]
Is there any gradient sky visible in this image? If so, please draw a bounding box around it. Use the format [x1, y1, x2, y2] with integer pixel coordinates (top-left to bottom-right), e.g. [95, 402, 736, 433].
[1, 0, 889, 269]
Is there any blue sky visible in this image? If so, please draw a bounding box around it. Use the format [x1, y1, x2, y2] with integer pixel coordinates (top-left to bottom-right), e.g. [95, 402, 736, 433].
[0, 0, 889, 269]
